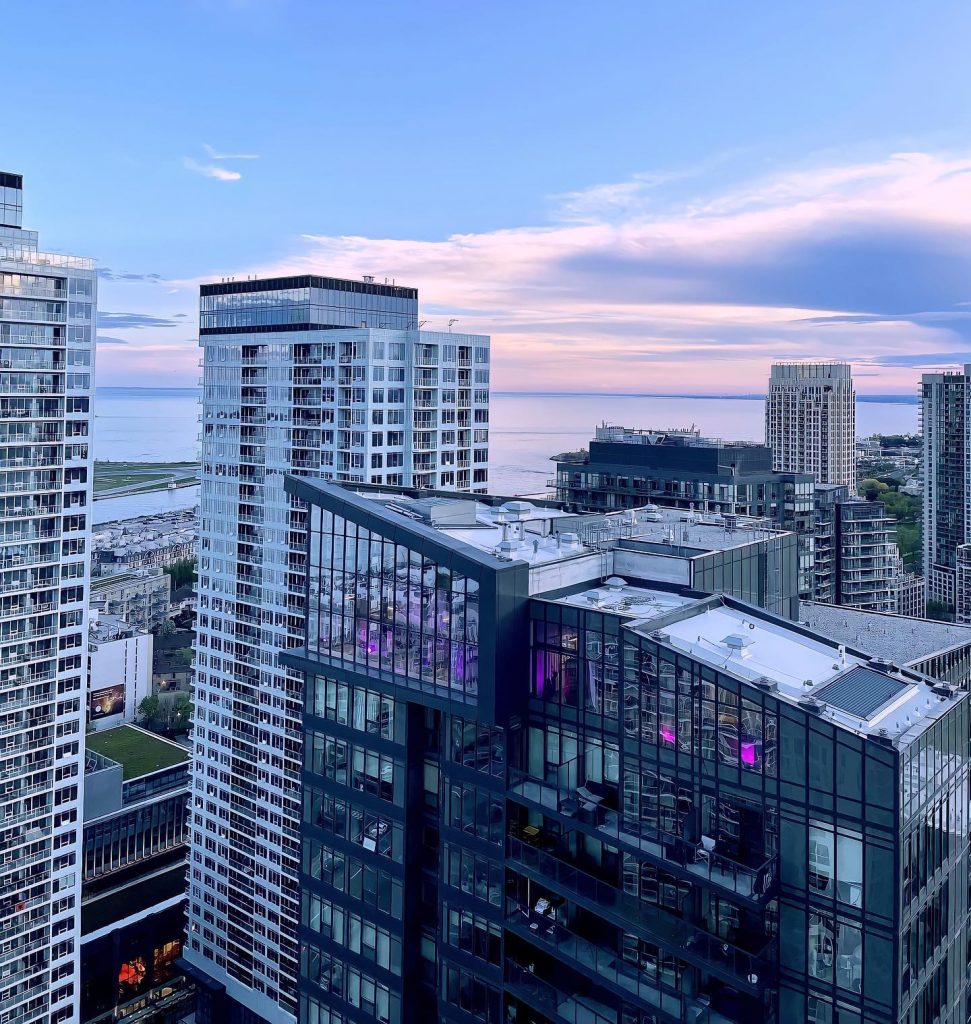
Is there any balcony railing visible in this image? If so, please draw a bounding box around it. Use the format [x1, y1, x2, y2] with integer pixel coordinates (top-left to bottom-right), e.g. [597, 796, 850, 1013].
[506, 899, 764, 1024]
[505, 839, 773, 992]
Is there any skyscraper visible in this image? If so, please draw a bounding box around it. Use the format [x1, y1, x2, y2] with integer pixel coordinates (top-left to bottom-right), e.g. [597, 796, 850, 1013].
[184, 275, 490, 1021]
[765, 362, 856, 487]
[0, 172, 96, 1023]
[282, 478, 969, 1024]
[921, 367, 971, 618]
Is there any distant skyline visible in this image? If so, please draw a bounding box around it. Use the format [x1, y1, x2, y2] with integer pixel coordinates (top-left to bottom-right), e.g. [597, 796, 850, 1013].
[4, 0, 971, 392]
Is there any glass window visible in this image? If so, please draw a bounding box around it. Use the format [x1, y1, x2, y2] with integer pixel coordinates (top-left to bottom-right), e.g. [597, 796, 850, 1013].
[809, 824, 834, 896]
[808, 912, 834, 981]
[836, 832, 863, 907]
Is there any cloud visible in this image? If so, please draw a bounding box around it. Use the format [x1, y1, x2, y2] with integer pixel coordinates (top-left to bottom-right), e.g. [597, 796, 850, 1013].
[862, 351, 970, 369]
[96, 335, 129, 345]
[158, 149, 971, 394]
[183, 157, 242, 182]
[97, 312, 184, 329]
[98, 268, 164, 282]
[203, 144, 260, 161]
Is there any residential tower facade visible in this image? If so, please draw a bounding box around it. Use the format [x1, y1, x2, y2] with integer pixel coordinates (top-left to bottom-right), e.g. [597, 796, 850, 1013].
[185, 275, 490, 1021]
[0, 172, 96, 1022]
[765, 362, 856, 488]
[921, 368, 971, 618]
[282, 479, 970, 1024]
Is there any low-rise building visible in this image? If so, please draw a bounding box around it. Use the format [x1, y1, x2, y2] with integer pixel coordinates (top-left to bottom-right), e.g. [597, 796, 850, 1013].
[92, 510, 196, 575]
[90, 567, 171, 631]
[81, 725, 193, 1023]
[87, 615, 153, 731]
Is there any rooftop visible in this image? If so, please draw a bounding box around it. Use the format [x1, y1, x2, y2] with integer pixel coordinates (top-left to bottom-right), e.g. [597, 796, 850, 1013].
[637, 599, 960, 744]
[365, 492, 787, 567]
[590, 424, 762, 450]
[798, 602, 971, 665]
[91, 567, 167, 590]
[553, 579, 696, 619]
[89, 613, 148, 644]
[85, 725, 188, 781]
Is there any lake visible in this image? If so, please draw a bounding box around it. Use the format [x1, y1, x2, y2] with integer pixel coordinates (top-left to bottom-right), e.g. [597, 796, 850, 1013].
[92, 387, 919, 521]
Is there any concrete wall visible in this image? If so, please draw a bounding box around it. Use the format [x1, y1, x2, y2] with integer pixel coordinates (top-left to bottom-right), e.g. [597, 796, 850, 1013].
[88, 632, 153, 731]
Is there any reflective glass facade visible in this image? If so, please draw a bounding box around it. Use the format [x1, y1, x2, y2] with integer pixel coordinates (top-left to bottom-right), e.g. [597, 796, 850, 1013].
[287, 478, 971, 1024]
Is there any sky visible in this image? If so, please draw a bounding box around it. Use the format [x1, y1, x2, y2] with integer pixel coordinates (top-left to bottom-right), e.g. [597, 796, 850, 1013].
[4, 0, 971, 394]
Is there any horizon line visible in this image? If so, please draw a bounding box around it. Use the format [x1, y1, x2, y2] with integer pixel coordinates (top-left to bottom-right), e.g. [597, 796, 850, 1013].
[94, 385, 920, 403]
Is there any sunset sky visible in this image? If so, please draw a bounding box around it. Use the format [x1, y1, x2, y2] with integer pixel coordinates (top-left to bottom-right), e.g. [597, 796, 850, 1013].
[5, 0, 970, 393]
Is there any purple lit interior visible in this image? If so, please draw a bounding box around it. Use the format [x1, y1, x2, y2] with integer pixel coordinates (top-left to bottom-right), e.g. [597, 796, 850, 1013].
[659, 725, 675, 745]
[741, 742, 758, 766]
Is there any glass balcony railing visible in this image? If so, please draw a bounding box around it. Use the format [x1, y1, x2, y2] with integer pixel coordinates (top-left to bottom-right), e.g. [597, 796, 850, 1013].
[505, 836, 774, 991]
[505, 961, 617, 1024]
[506, 898, 767, 1024]
[508, 768, 776, 903]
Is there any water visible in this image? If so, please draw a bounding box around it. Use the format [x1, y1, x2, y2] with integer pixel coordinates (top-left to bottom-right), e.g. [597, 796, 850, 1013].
[92, 387, 919, 520]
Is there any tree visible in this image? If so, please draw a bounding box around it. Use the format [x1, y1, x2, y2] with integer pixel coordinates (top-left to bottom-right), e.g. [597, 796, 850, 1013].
[859, 478, 889, 502]
[926, 600, 951, 622]
[172, 694, 194, 734]
[165, 558, 197, 590]
[138, 694, 161, 728]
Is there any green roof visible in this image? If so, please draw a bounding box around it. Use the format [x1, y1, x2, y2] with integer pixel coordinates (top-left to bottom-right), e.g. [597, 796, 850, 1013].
[86, 725, 188, 780]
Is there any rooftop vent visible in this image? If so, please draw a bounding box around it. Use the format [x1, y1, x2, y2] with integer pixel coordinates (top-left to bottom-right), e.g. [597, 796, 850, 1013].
[869, 728, 896, 748]
[867, 656, 896, 672]
[650, 630, 670, 643]
[500, 500, 533, 522]
[604, 576, 627, 591]
[722, 633, 753, 654]
[931, 682, 958, 700]
[754, 676, 778, 693]
[798, 697, 825, 715]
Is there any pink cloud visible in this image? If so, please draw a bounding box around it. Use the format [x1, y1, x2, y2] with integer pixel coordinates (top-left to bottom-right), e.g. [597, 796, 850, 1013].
[108, 150, 971, 393]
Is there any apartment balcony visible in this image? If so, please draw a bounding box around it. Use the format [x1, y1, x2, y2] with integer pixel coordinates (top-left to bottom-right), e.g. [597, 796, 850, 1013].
[505, 901, 764, 1024]
[0, 283, 66, 300]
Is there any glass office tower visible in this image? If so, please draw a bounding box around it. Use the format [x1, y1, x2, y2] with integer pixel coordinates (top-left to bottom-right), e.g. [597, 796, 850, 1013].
[0, 172, 96, 1022]
[283, 478, 969, 1024]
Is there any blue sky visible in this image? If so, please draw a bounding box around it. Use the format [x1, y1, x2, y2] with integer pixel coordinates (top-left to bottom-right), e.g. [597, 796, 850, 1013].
[5, 0, 971, 390]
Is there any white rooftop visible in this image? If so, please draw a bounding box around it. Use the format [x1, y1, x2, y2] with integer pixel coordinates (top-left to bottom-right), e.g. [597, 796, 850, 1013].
[642, 601, 959, 743]
[555, 581, 696, 620]
[372, 494, 787, 567]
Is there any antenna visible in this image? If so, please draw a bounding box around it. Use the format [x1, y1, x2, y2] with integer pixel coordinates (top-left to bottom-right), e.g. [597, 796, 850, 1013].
[419, 320, 428, 329]
[448, 318, 458, 332]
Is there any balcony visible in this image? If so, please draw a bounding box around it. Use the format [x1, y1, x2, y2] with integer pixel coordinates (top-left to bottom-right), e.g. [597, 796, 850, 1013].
[505, 838, 772, 994]
[505, 962, 617, 1024]
[506, 899, 762, 1024]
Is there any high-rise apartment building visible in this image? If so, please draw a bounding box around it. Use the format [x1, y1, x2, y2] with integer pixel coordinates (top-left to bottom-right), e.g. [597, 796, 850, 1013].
[766, 362, 856, 488]
[835, 498, 905, 613]
[281, 479, 969, 1024]
[0, 172, 96, 1022]
[184, 275, 490, 1021]
[921, 367, 971, 618]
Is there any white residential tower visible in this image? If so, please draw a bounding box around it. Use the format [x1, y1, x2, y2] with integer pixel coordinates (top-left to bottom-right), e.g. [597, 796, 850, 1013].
[185, 275, 489, 1021]
[0, 172, 95, 1023]
[765, 361, 856, 487]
